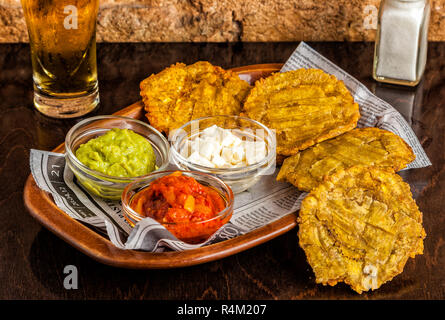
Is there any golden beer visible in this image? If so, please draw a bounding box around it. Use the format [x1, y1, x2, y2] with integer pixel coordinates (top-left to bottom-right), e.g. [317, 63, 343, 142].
[21, 0, 99, 118]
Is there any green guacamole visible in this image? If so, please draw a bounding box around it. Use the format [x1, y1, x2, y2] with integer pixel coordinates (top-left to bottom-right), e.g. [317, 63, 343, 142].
[76, 128, 157, 177]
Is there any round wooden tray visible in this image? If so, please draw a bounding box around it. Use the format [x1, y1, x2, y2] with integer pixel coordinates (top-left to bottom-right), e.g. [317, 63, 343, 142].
[23, 63, 298, 269]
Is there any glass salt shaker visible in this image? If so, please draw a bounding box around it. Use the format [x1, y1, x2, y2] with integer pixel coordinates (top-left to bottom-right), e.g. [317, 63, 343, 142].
[373, 0, 430, 86]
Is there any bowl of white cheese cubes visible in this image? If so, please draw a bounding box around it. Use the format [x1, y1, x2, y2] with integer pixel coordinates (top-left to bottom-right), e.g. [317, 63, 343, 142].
[170, 115, 276, 193]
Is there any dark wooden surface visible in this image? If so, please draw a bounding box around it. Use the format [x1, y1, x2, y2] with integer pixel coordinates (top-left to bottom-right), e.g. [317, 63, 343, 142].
[1, 42, 444, 299]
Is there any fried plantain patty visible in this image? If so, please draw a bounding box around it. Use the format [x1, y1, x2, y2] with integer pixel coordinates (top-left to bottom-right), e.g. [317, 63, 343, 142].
[140, 61, 251, 135]
[242, 68, 360, 159]
[298, 166, 425, 294]
[277, 127, 415, 192]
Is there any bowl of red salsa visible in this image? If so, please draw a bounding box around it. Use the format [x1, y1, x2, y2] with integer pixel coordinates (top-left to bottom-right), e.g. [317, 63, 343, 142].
[122, 171, 234, 244]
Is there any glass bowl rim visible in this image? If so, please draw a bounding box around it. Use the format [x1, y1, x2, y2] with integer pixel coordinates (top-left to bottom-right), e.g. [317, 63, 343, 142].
[121, 170, 235, 226]
[170, 115, 276, 174]
[65, 115, 170, 183]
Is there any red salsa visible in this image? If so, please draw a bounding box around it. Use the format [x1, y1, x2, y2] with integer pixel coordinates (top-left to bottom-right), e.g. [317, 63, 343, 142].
[129, 172, 229, 243]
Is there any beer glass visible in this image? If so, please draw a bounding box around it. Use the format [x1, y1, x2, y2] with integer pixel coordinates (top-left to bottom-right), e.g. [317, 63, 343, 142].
[21, 0, 99, 118]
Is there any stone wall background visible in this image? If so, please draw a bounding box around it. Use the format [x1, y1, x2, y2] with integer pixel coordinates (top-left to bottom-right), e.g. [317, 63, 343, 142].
[1, 0, 444, 42]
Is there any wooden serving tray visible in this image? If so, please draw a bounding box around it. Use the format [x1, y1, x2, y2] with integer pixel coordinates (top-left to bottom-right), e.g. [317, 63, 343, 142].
[23, 63, 298, 269]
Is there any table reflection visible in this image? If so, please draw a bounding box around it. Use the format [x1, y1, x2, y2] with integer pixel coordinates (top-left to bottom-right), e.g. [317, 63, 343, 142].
[371, 79, 424, 126]
[33, 108, 102, 151]
[371, 80, 429, 198]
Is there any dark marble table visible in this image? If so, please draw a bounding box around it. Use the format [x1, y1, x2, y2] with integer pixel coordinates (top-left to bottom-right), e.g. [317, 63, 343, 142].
[0, 42, 443, 299]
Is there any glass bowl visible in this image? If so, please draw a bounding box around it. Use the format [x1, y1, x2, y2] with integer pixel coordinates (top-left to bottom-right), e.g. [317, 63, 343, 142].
[170, 115, 276, 194]
[122, 170, 234, 244]
[65, 115, 170, 200]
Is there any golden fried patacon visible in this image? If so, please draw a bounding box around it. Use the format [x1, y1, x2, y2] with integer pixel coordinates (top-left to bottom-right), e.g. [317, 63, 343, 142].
[242, 68, 360, 159]
[140, 61, 251, 134]
[277, 127, 415, 192]
[298, 166, 425, 294]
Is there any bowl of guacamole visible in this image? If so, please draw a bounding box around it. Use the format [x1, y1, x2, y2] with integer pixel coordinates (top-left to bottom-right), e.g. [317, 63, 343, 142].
[65, 116, 170, 200]
[75, 128, 157, 178]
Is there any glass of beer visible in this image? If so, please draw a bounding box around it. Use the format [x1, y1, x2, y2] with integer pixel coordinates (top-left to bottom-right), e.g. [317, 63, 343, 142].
[21, 0, 99, 118]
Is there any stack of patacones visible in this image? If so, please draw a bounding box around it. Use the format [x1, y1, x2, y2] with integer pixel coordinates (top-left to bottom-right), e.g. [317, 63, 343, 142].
[140, 61, 426, 294]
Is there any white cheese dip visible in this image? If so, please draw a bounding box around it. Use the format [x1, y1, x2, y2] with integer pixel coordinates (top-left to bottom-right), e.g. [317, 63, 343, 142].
[181, 125, 267, 168]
